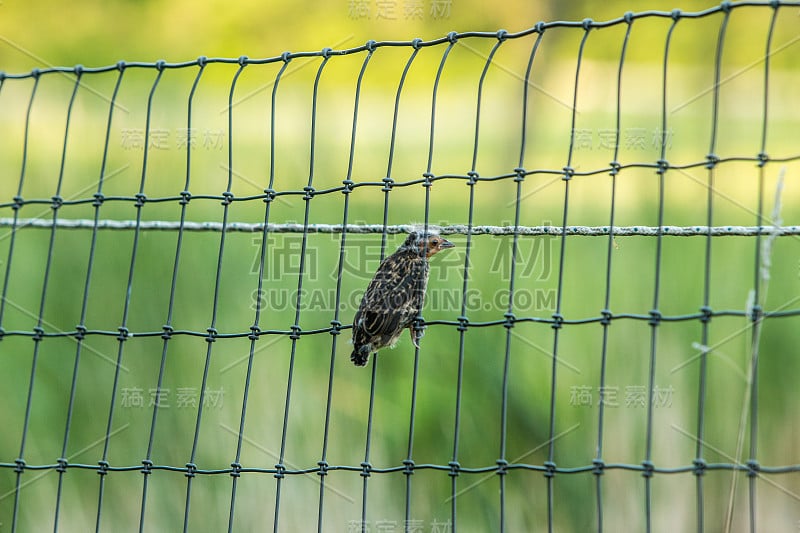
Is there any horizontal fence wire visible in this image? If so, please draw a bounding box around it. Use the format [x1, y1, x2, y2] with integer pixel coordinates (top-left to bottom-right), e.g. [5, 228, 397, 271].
[1, 2, 800, 533]
[2, 218, 800, 236]
[0, 1, 799, 80]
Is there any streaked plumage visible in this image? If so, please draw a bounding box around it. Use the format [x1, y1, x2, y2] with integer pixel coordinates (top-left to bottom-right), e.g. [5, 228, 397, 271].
[351, 230, 455, 366]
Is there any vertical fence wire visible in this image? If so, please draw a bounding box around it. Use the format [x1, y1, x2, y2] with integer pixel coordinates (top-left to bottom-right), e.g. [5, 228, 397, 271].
[227, 55, 292, 533]
[644, 11, 681, 533]
[55, 66, 124, 533]
[449, 29, 507, 531]
[182, 59, 246, 533]
[95, 63, 164, 533]
[545, 18, 593, 533]
[21, 67, 82, 533]
[274, 50, 332, 533]
[403, 31, 459, 533]
[360, 41, 422, 533]
[746, 6, 782, 533]
[7, 72, 39, 533]
[498, 25, 545, 533]
[594, 14, 633, 533]
[316, 43, 375, 533]
[695, 7, 731, 533]
[136, 60, 203, 533]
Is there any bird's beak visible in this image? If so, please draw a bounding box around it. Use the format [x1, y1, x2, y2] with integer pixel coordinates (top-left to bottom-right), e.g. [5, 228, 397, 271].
[438, 238, 455, 250]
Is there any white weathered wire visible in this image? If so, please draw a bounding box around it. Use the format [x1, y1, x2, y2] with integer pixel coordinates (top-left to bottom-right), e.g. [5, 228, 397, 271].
[0, 218, 798, 237]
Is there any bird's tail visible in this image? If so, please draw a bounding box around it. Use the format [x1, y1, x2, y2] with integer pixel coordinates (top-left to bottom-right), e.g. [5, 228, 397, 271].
[351, 344, 372, 366]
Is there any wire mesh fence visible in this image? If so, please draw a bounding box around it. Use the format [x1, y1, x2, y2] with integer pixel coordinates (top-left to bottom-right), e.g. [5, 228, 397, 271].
[1, 2, 800, 532]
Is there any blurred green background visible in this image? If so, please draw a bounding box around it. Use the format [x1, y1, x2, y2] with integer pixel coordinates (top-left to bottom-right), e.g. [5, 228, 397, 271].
[1, 1, 799, 531]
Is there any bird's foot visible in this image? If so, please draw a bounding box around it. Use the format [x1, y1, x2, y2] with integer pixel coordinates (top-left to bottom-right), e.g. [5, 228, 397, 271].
[409, 327, 423, 349]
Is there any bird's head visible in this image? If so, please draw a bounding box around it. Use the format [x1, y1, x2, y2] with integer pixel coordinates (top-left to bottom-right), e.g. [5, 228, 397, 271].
[402, 230, 455, 258]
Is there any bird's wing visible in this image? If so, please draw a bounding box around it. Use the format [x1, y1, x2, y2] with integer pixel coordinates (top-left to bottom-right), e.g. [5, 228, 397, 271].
[356, 253, 428, 339]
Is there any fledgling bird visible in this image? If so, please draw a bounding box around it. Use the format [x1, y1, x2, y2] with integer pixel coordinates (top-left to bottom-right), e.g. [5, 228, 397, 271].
[351, 230, 455, 366]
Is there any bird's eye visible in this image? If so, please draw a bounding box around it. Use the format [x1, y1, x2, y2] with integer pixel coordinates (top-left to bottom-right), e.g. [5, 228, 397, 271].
[431, 239, 439, 246]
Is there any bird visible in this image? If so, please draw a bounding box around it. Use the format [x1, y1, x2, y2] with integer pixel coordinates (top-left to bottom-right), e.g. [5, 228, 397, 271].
[351, 230, 455, 366]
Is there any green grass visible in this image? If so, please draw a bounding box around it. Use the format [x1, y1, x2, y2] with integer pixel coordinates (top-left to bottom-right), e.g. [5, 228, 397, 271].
[1, 24, 800, 532]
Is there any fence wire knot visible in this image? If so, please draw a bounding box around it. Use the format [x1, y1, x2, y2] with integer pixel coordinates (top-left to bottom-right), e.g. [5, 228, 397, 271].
[648, 310, 662, 326]
[692, 458, 707, 476]
[750, 304, 763, 323]
[448, 461, 461, 477]
[289, 324, 302, 340]
[746, 460, 760, 478]
[641, 460, 655, 478]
